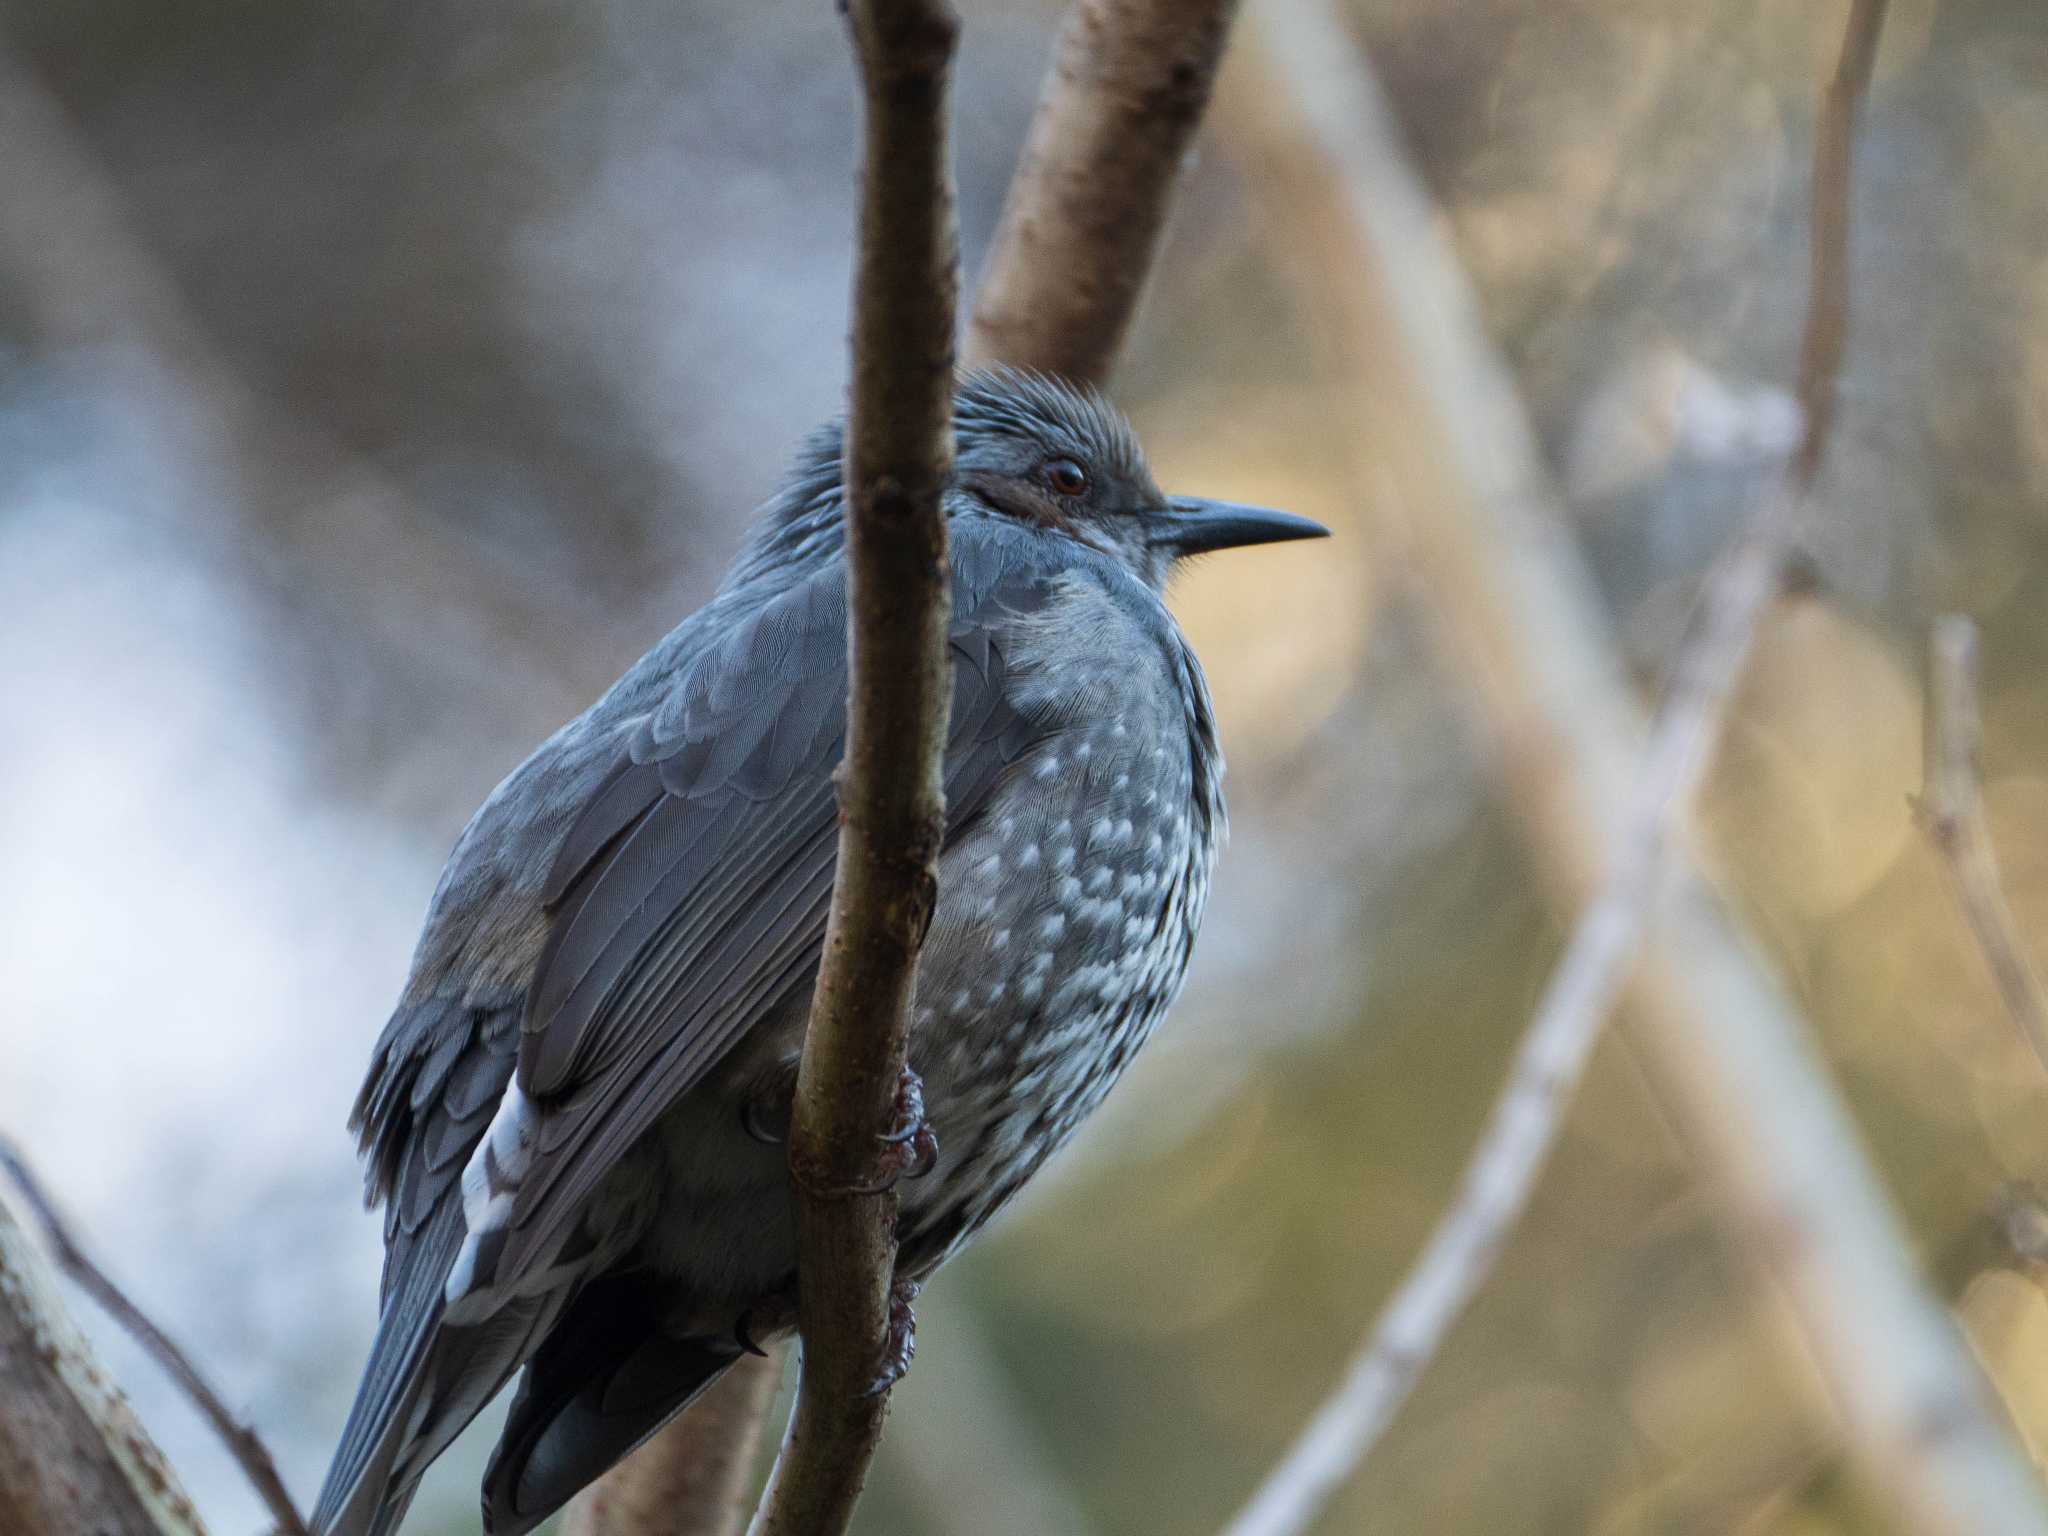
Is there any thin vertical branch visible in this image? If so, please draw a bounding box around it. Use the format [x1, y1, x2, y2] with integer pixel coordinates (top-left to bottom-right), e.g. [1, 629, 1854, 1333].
[964, 0, 1242, 384]
[0, 1140, 306, 1536]
[1917, 615, 2048, 1075]
[745, 3, 961, 1535]
[1217, 2, 2048, 1534]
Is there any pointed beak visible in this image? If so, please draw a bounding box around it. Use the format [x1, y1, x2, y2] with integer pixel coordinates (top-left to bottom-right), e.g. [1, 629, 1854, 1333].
[1148, 497, 1332, 556]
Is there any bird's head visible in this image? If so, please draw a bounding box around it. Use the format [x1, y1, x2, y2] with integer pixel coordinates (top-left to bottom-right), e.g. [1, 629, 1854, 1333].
[951, 369, 1327, 590]
[727, 368, 1326, 597]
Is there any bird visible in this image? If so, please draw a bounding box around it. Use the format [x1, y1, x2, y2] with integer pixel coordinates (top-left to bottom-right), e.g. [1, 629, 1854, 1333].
[310, 367, 1328, 1536]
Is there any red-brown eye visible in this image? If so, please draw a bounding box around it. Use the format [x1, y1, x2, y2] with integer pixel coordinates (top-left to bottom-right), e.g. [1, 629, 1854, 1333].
[1043, 457, 1089, 497]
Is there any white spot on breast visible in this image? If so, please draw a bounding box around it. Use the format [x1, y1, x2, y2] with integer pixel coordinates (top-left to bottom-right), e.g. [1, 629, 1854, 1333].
[1017, 844, 1041, 870]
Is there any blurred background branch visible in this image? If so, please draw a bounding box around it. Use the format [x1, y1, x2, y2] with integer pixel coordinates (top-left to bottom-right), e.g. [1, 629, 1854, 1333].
[0, 1189, 209, 1536]
[1216, 1, 2048, 1533]
[0, 1141, 308, 1536]
[1220, 8, 1889, 1523]
[963, 0, 1241, 382]
[1920, 615, 2048, 1076]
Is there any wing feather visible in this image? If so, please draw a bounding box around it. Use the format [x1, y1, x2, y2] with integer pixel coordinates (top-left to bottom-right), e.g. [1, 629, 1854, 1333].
[482, 539, 1052, 1289]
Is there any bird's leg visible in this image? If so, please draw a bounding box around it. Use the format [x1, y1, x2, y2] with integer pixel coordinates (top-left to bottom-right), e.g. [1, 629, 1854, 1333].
[863, 1276, 922, 1397]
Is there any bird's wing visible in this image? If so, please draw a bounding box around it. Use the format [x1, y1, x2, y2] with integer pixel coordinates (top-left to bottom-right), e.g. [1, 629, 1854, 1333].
[449, 535, 1052, 1303]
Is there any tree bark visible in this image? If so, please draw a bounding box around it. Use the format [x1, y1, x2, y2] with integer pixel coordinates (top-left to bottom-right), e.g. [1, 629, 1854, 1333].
[0, 1195, 209, 1536]
[964, 0, 1241, 384]
[744, 2, 962, 1535]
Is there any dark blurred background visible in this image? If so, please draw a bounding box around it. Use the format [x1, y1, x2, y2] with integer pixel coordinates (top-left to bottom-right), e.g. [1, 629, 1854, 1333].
[4, 1, 2047, 1531]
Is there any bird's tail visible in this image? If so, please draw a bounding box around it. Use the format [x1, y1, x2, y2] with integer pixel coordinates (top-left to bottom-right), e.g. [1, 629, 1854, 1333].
[479, 1271, 743, 1536]
[312, 1197, 562, 1536]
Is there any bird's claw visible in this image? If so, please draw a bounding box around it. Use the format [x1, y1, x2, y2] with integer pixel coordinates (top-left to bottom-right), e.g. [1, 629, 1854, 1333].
[833, 1065, 938, 1194]
[859, 1065, 938, 1190]
[732, 1311, 769, 1358]
[788, 1064, 939, 1196]
[863, 1278, 921, 1396]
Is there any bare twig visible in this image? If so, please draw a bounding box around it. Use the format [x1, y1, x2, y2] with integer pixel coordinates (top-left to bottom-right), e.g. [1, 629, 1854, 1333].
[0, 1192, 210, 1536]
[1221, 7, 1884, 1518]
[963, 0, 1242, 384]
[1917, 615, 2048, 1074]
[1219, 3, 2048, 1535]
[1795, 0, 1887, 487]
[0, 1140, 298, 1534]
[567, 1349, 785, 1536]
[744, 3, 961, 1535]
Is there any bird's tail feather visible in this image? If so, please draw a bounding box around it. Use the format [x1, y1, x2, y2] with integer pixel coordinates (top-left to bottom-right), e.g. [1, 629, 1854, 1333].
[480, 1272, 742, 1536]
[313, 1198, 461, 1536]
[313, 1197, 565, 1536]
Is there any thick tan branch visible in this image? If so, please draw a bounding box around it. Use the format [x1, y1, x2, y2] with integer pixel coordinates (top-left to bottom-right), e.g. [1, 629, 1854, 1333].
[745, 3, 961, 1535]
[0, 1141, 305, 1536]
[1917, 615, 2048, 1076]
[964, 0, 1241, 384]
[1218, 3, 2048, 1534]
[0, 1192, 208, 1536]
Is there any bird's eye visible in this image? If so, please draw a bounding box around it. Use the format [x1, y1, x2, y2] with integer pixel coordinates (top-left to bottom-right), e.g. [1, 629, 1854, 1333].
[1043, 457, 1090, 497]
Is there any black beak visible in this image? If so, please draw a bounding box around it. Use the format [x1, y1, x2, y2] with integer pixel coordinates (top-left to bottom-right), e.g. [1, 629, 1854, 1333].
[1148, 497, 1331, 555]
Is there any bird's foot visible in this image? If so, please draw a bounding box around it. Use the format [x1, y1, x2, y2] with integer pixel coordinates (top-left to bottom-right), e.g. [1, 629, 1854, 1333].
[785, 1064, 938, 1197]
[864, 1276, 921, 1397]
[874, 1064, 939, 1183]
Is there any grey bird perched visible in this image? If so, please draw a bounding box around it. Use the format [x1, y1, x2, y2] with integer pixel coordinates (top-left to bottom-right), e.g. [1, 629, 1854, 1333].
[311, 368, 1326, 1536]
